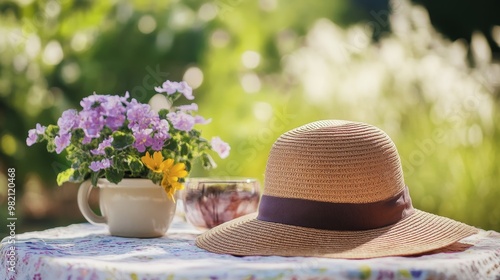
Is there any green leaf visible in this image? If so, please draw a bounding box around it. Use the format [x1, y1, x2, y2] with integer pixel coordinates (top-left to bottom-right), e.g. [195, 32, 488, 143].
[180, 143, 189, 156]
[100, 126, 112, 136]
[164, 139, 178, 152]
[78, 161, 90, 172]
[46, 141, 56, 153]
[57, 168, 75, 186]
[111, 131, 134, 150]
[69, 169, 86, 182]
[200, 153, 216, 169]
[182, 134, 191, 143]
[149, 172, 162, 185]
[128, 156, 143, 174]
[158, 109, 169, 119]
[72, 128, 85, 144]
[91, 171, 102, 187]
[189, 130, 201, 138]
[105, 168, 124, 184]
[104, 146, 114, 157]
[112, 155, 127, 171]
[46, 124, 59, 137]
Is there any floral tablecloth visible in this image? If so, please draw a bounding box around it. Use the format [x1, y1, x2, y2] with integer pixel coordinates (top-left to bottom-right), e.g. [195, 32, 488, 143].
[1, 217, 500, 280]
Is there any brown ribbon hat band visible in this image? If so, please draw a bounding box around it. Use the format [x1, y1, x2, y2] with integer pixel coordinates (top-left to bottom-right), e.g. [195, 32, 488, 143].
[258, 185, 414, 231]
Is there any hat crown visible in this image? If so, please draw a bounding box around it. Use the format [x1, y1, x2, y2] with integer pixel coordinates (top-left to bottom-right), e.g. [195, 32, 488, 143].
[264, 120, 405, 203]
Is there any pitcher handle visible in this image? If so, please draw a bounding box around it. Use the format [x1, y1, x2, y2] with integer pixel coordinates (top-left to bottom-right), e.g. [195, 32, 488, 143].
[77, 180, 106, 225]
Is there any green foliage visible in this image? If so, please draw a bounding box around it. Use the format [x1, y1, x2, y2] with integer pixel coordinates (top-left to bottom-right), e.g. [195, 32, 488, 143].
[127, 156, 144, 175]
[111, 131, 135, 150]
[104, 168, 123, 185]
[56, 168, 74, 186]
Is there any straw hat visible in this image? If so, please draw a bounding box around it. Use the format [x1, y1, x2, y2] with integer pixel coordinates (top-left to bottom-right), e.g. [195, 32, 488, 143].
[196, 120, 478, 258]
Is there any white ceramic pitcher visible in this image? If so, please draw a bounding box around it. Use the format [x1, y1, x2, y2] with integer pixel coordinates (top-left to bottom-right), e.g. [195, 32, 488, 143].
[77, 178, 176, 238]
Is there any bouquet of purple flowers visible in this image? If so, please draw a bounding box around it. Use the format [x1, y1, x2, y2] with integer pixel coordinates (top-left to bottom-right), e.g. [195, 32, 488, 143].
[27, 80, 230, 200]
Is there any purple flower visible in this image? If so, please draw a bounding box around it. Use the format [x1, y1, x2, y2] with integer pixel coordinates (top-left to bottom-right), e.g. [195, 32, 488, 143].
[102, 97, 126, 130]
[91, 137, 114, 155]
[101, 95, 125, 115]
[78, 93, 131, 132]
[79, 110, 104, 138]
[154, 80, 179, 95]
[126, 99, 159, 132]
[26, 123, 46, 146]
[105, 115, 126, 130]
[80, 93, 107, 110]
[35, 123, 46, 134]
[121, 91, 130, 103]
[177, 81, 194, 100]
[211, 137, 230, 159]
[177, 103, 198, 112]
[154, 80, 194, 100]
[167, 111, 195, 132]
[126, 99, 146, 120]
[26, 129, 37, 146]
[133, 129, 153, 153]
[82, 135, 92, 144]
[130, 112, 165, 150]
[80, 95, 107, 110]
[89, 158, 112, 172]
[194, 115, 212, 125]
[150, 119, 170, 151]
[155, 119, 170, 133]
[54, 133, 72, 154]
[151, 137, 165, 151]
[58, 109, 79, 134]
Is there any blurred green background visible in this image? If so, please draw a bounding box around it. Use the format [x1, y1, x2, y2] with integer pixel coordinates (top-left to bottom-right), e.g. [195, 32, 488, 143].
[1, 0, 499, 236]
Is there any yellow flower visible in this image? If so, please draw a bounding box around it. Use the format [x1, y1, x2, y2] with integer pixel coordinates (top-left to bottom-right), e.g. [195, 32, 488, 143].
[142, 151, 188, 201]
[141, 151, 168, 173]
[161, 160, 188, 201]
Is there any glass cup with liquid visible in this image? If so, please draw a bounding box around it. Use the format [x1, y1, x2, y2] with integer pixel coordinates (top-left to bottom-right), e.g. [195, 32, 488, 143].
[182, 177, 261, 230]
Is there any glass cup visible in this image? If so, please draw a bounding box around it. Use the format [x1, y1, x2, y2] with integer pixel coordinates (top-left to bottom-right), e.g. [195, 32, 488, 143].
[182, 177, 261, 230]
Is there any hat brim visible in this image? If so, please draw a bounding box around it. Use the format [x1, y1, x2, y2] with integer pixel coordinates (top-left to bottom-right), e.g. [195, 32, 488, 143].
[196, 209, 478, 259]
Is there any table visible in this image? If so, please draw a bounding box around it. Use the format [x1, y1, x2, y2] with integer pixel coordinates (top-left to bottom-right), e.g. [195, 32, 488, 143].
[2, 217, 500, 280]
